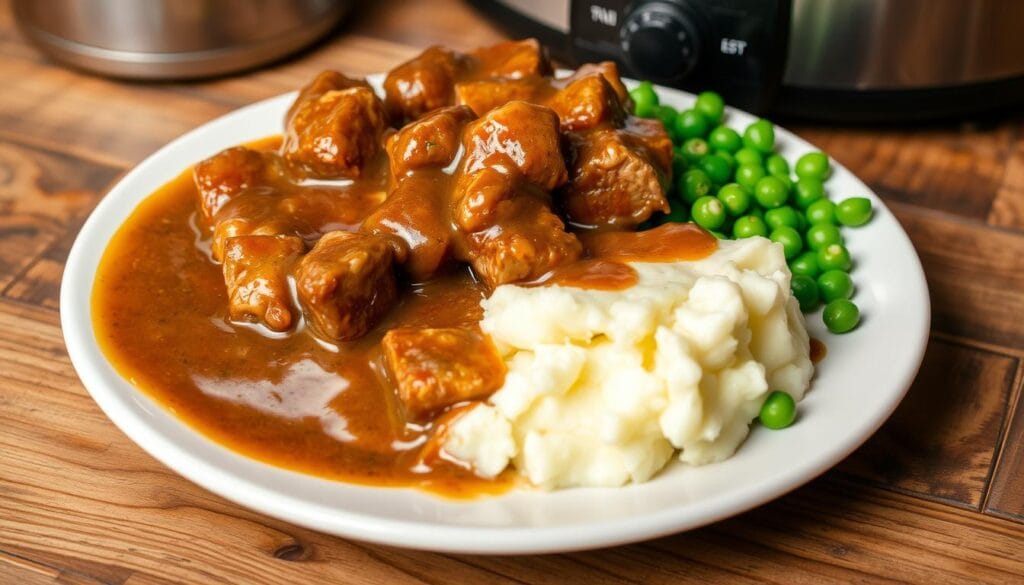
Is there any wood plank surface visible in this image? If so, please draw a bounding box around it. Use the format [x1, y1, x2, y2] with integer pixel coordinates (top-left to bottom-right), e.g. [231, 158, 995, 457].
[1, 0, 1023, 582]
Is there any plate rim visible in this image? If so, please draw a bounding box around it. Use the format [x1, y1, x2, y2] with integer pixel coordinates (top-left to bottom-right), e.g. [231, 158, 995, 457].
[60, 81, 931, 554]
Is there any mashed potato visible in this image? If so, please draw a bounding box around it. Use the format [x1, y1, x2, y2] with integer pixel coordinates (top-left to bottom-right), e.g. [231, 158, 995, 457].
[443, 236, 813, 489]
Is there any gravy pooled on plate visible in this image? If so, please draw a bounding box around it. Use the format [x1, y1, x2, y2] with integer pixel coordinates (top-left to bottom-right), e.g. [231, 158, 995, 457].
[93, 39, 716, 496]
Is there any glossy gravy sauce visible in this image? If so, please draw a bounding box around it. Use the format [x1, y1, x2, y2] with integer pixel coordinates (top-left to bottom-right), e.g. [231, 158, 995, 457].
[92, 138, 717, 497]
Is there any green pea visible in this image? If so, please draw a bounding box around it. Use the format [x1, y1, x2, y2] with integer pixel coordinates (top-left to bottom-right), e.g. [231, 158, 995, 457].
[710, 230, 729, 240]
[713, 149, 736, 172]
[791, 274, 820, 313]
[698, 154, 732, 185]
[717, 183, 751, 216]
[765, 206, 800, 230]
[806, 223, 842, 250]
[743, 119, 775, 154]
[630, 81, 659, 118]
[817, 243, 852, 272]
[817, 270, 854, 302]
[733, 215, 768, 239]
[748, 205, 764, 219]
[789, 251, 819, 278]
[708, 126, 742, 153]
[680, 138, 709, 164]
[694, 91, 725, 125]
[654, 105, 678, 133]
[754, 176, 789, 209]
[835, 197, 873, 227]
[795, 208, 808, 232]
[735, 163, 766, 192]
[759, 390, 797, 429]
[692, 196, 726, 230]
[675, 109, 709, 140]
[823, 299, 860, 333]
[679, 169, 713, 204]
[766, 154, 789, 177]
[770, 226, 803, 259]
[734, 147, 764, 167]
[795, 151, 831, 181]
[794, 178, 826, 209]
[806, 199, 837, 225]
[773, 173, 793, 194]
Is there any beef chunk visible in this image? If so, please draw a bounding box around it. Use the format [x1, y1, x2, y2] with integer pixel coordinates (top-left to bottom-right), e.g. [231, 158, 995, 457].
[453, 78, 545, 116]
[564, 61, 631, 105]
[462, 101, 567, 191]
[547, 74, 626, 131]
[222, 235, 304, 332]
[282, 86, 388, 179]
[286, 70, 371, 124]
[382, 327, 505, 419]
[383, 46, 467, 123]
[193, 147, 282, 221]
[622, 116, 674, 174]
[461, 195, 582, 289]
[452, 166, 514, 233]
[470, 39, 552, 79]
[386, 105, 474, 177]
[211, 215, 293, 263]
[560, 127, 672, 228]
[361, 176, 453, 281]
[294, 231, 398, 342]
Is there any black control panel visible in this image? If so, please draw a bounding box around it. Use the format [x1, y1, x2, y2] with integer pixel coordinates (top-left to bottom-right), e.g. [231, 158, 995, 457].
[569, 0, 789, 114]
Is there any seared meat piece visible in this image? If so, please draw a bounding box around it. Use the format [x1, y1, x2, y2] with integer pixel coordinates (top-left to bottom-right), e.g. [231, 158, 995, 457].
[282, 86, 388, 179]
[294, 231, 398, 342]
[623, 116, 675, 174]
[383, 46, 468, 124]
[462, 195, 582, 289]
[382, 327, 505, 419]
[563, 61, 631, 105]
[222, 235, 304, 332]
[211, 216, 292, 263]
[561, 124, 673, 228]
[193, 147, 282, 221]
[361, 176, 453, 281]
[461, 101, 567, 191]
[470, 38, 552, 79]
[547, 74, 626, 132]
[453, 78, 546, 116]
[386, 105, 475, 177]
[452, 166, 514, 233]
[286, 70, 371, 124]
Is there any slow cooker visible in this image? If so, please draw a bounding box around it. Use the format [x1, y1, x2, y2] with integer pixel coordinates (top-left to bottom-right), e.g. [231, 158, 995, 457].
[469, 0, 1024, 121]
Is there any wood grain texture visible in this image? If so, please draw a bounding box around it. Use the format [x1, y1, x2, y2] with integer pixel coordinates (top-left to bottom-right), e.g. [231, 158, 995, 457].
[986, 366, 1024, 522]
[2, 0, 1024, 581]
[840, 337, 1017, 508]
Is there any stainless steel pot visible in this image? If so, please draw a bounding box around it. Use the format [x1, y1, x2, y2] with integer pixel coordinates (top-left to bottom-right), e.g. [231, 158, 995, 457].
[13, 0, 352, 80]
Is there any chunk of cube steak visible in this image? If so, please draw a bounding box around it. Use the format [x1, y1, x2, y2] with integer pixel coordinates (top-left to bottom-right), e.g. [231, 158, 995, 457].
[222, 235, 305, 332]
[461, 101, 567, 191]
[283, 87, 388, 180]
[560, 128, 671, 228]
[382, 327, 505, 419]
[294, 231, 398, 341]
[386, 105, 475, 177]
[383, 46, 467, 123]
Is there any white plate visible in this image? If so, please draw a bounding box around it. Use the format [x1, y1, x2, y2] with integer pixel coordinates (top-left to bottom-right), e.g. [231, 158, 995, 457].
[61, 78, 930, 554]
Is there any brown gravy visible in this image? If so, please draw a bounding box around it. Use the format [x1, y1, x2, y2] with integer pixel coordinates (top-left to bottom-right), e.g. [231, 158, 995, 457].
[93, 134, 716, 496]
[810, 337, 827, 364]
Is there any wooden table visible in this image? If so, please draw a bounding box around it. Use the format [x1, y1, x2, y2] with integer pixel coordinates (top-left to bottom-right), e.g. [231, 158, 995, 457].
[2, 1, 1022, 582]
